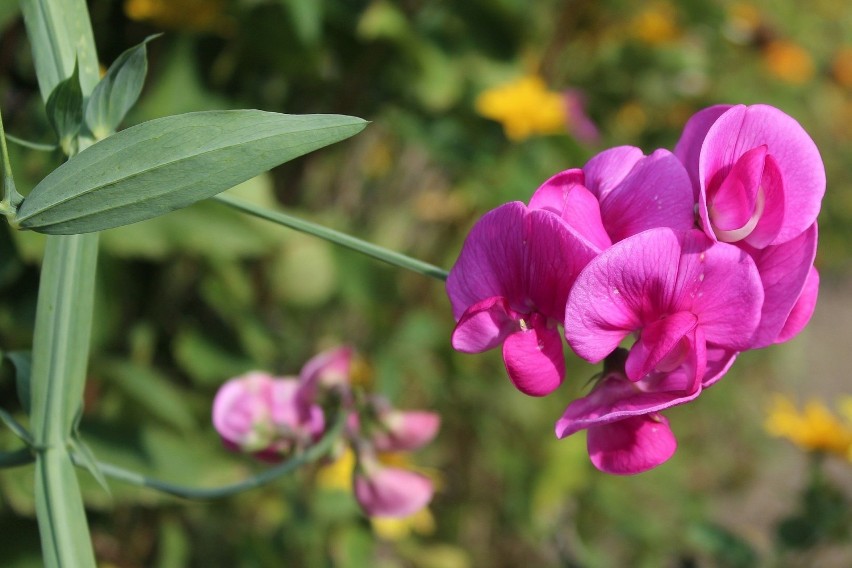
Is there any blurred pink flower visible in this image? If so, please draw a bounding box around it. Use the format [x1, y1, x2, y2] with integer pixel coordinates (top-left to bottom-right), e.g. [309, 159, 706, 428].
[371, 409, 441, 452]
[563, 89, 600, 144]
[354, 458, 435, 518]
[212, 372, 325, 460]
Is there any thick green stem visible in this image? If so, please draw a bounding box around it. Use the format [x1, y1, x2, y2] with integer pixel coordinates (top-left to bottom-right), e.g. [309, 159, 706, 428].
[213, 194, 449, 282]
[21, 0, 101, 566]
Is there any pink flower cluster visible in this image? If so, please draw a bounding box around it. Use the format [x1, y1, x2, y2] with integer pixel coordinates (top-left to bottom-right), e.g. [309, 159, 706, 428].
[212, 347, 440, 517]
[447, 104, 823, 474]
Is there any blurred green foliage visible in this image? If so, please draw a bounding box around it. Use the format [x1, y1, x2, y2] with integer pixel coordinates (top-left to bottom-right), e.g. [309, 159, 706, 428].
[1, 0, 852, 566]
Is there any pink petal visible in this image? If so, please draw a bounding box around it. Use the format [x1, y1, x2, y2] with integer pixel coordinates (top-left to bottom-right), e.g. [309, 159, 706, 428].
[212, 372, 275, 448]
[446, 202, 528, 319]
[373, 410, 441, 452]
[528, 170, 612, 250]
[354, 466, 434, 518]
[587, 414, 677, 475]
[625, 312, 698, 381]
[502, 315, 565, 396]
[526, 210, 601, 322]
[451, 296, 519, 353]
[297, 346, 353, 405]
[564, 89, 600, 144]
[699, 104, 824, 244]
[742, 223, 817, 348]
[582, 146, 645, 200]
[707, 145, 767, 235]
[775, 266, 819, 344]
[744, 153, 785, 248]
[673, 230, 763, 351]
[599, 149, 695, 242]
[700, 347, 738, 388]
[674, 104, 733, 201]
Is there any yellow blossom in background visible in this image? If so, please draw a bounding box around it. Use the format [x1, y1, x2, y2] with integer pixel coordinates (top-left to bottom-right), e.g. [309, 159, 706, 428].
[629, 2, 681, 45]
[724, 3, 762, 44]
[765, 395, 852, 459]
[316, 447, 356, 492]
[371, 507, 436, 541]
[762, 40, 815, 85]
[475, 76, 567, 141]
[832, 47, 852, 89]
[125, 0, 231, 33]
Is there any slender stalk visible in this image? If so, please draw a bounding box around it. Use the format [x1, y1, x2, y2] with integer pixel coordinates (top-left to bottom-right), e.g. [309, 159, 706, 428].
[74, 409, 345, 499]
[0, 106, 24, 212]
[21, 0, 101, 566]
[213, 194, 449, 282]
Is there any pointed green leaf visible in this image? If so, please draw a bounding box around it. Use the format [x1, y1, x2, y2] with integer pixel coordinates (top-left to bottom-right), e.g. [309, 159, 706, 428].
[5, 351, 32, 415]
[16, 111, 367, 234]
[0, 407, 35, 446]
[85, 35, 160, 140]
[45, 62, 83, 155]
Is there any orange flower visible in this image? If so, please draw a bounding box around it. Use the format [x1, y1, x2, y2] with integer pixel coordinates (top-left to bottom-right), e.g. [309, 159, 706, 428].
[763, 40, 815, 85]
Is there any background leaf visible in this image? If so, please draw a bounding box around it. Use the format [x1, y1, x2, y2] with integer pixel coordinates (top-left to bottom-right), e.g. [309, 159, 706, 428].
[16, 111, 367, 234]
[44, 63, 83, 154]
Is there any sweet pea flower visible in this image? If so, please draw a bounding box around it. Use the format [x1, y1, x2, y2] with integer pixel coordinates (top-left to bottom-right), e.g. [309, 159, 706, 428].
[212, 372, 325, 460]
[529, 146, 695, 248]
[447, 201, 599, 396]
[556, 347, 737, 474]
[564, 228, 763, 391]
[371, 408, 441, 453]
[353, 453, 435, 518]
[674, 104, 825, 248]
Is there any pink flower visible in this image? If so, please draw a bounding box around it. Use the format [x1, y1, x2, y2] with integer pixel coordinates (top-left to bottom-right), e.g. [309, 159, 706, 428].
[563, 89, 600, 145]
[371, 409, 441, 452]
[446, 202, 599, 396]
[212, 372, 325, 460]
[353, 459, 434, 518]
[297, 346, 353, 404]
[564, 228, 764, 391]
[556, 347, 736, 474]
[674, 104, 824, 248]
[529, 146, 695, 247]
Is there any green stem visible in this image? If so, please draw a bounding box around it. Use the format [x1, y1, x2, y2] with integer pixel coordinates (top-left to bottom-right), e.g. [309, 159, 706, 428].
[21, 0, 101, 566]
[213, 194, 449, 282]
[4, 133, 58, 152]
[75, 409, 345, 500]
[0, 106, 24, 212]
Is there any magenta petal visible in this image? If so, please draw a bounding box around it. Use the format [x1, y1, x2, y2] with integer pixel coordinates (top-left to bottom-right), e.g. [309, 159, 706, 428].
[526, 210, 601, 321]
[502, 316, 565, 396]
[744, 223, 817, 348]
[354, 467, 434, 518]
[587, 414, 677, 475]
[297, 346, 353, 404]
[373, 410, 441, 452]
[674, 104, 733, 200]
[212, 372, 276, 450]
[708, 145, 767, 236]
[625, 312, 698, 381]
[776, 266, 819, 344]
[600, 149, 695, 242]
[446, 202, 528, 319]
[744, 153, 785, 248]
[451, 296, 519, 353]
[582, 146, 645, 200]
[700, 104, 824, 244]
[528, 170, 612, 250]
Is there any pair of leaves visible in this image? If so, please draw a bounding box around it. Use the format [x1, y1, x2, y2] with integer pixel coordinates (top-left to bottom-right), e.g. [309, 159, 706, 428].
[45, 35, 155, 153]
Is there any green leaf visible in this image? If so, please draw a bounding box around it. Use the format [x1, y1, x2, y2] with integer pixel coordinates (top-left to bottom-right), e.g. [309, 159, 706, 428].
[68, 435, 110, 496]
[85, 34, 160, 140]
[5, 351, 33, 415]
[17, 111, 367, 234]
[45, 62, 83, 155]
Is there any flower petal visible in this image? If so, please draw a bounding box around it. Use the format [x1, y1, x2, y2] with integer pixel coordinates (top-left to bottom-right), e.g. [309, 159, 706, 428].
[446, 202, 528, 319]
[373, 410, 441, 452]
[625, 312, 698, 381]
[708, 145, 767, 235]
[775, 266, 819, 344]
[744, 153, 785, 248]
[582, 146, 645, 200]
[674, 104, 732, 200]
[451, 296, 519, 353]
[599, 149, 695, 242]
[502, 315, 565, 396]
[354, 467, 434, 518]
[587, 414, 677, 475]
[528, 169, 612, 250]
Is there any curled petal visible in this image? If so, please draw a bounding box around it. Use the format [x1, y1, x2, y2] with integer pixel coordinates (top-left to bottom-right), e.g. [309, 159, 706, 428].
[502, 315, 565, 396]
[625, 312, 698, 381]
[354, 466, 434, 518]
[587, 414, 677, 475]
[775, 266, 819, 344]
[582, 146, 645, 200]
[744, 154, 785, 248]
[674, 104, 733, 200]
[707, 145, 767, 238]
[451, 296, 519, 353]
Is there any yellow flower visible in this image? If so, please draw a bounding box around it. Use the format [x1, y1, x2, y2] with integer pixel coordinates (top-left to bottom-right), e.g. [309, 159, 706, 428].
[316, 447, 356, 492]
[475, 76, 567, 141]
[371, 507, 436, 541]
[124, 0, 231, 33]
[762, 40, 815, 85]
[765, 395, 852, 458]
[629, 2, 681, 45]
